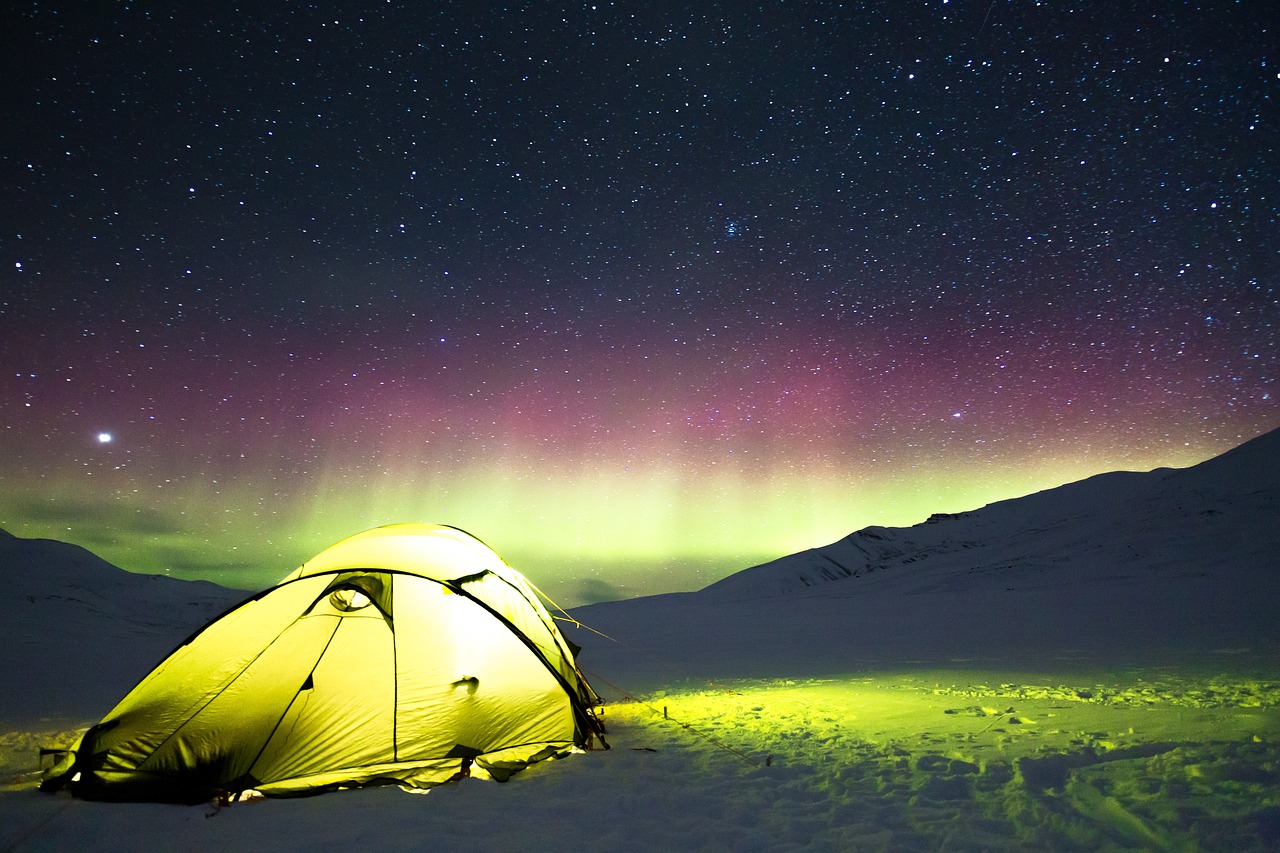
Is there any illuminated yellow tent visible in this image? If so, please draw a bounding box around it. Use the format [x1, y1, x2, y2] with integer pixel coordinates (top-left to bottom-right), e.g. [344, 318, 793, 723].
[41, 523, 606, 803]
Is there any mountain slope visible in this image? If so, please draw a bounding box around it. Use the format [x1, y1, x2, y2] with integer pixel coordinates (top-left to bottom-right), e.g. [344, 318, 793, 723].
[1, 530, 247, 722]
[702, 427, 1279, 602]
[568, 428, 1280, 684]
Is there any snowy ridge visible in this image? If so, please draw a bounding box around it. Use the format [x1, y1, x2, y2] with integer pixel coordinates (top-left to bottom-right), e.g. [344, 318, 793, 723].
[701, 428, 1279, 602]
[1, 530, 246, 722]
[3, 530, 245, 629]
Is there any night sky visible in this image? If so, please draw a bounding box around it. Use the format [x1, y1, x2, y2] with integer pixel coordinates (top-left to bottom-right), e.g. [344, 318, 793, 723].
[3, 2, 1277, 604]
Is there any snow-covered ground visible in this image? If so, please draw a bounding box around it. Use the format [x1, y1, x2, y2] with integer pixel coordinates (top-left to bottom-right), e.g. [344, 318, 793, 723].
[2, 429, 1278, 850]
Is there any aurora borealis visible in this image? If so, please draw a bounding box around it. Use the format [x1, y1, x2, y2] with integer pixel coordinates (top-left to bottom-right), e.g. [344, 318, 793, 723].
[2, 2, 1277, 604]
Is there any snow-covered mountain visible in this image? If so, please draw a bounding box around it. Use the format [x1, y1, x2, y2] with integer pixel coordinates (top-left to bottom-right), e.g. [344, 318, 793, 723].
[3, 531, 245, 625]
[703, 426, 1279, 602]
[1, 531, 246, 721]
[568, 428, 1280, 684]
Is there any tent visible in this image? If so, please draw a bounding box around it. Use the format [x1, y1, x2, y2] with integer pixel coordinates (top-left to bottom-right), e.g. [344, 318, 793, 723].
[41, 523, 606, 802]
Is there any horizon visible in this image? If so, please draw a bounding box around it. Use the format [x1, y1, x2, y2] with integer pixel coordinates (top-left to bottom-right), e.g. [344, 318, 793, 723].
[1, 428, 1269, 605]
[3, 5, 1276, 605]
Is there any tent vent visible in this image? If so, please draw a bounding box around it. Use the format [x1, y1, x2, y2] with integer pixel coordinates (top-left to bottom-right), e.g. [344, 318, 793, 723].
[330, 588, 372, 612]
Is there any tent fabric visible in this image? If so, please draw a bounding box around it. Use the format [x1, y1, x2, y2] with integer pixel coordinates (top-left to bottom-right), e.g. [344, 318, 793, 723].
[41, 523, 605, 803]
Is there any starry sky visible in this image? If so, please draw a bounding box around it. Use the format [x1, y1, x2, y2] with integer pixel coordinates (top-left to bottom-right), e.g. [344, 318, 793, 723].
[2, 2, 1277, 605]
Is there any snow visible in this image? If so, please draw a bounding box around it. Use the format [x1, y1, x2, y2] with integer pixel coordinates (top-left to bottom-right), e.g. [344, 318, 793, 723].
[2, 428, 1278, 850]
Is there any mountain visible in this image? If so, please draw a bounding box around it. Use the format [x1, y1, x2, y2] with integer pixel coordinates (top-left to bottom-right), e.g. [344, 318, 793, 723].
[1, 530, 246, 722]
[3, 530, 246, 626]
[568, 428, 1280, 683]
[703, 427, 1280, 602]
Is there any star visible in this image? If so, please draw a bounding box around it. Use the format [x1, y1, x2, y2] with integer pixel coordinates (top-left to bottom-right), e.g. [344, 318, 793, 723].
[0, 2, 1274, 604]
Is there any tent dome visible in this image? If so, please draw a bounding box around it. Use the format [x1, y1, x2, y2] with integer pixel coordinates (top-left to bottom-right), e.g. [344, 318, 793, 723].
[42, 523, 605, 802]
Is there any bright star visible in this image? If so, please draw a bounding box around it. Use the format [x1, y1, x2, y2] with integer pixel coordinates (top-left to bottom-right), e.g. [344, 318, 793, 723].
[97, 432, 113, 444]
